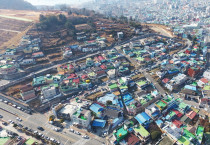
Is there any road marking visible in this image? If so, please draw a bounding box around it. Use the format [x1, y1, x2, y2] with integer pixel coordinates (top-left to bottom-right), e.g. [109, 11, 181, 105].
[64, 139, 69, 145]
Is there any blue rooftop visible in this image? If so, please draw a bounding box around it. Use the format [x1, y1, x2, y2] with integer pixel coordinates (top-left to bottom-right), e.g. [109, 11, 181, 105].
[156, 120, 163, 126]
[90, 103, 104, 114]
[184, 85, 197, 91]
[98, 93, 119, 105]
[92, 119, 106, 128]
[135, 112, 151, 124]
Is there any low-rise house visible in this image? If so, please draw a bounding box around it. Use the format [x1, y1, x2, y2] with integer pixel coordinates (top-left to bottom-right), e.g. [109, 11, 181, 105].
[92, 119, 106, 128]
[134, 125, 150, 142]
[134, 112, 152, 126]
[0, 64, 17, 74]
[5, 48, 16, 55]
[20, 84, 36, 101]
[203, 69, 210, 80]
[89, 103, 104, 118]
[188, 66, 201, 78]
[20, 59, 36, 65]
[124, 133, 140, 145]
[113, 127, 128, 143]
[41, 85, 59, 100]
[97, 93, 119, 106]
[108, 83, 118, 92]
[145, 103, 160, 119]
[163, 125, 182, 142]
[197, 78, 209, 88]
[32, 52, 44, 58]
[56, 104, 77, 120]
[72, 108, 91, 128]
[107, 69, 116, 78]
[165, 73, 188, 91]
[32, 76, 46, 86]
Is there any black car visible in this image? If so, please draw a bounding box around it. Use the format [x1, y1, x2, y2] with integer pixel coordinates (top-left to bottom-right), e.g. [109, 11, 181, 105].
[2, 122, 7, 126]
[0, 115, 3, 118]
[37, 126, 44, 131]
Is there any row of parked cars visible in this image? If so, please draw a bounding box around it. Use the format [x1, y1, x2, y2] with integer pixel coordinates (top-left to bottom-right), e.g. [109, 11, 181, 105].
[0, 99, 31, 114]
[7, 120, 61, 144]
[69, 128, 89, 139]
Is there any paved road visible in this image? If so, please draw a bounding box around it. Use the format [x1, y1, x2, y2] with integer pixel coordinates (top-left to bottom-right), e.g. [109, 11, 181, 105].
[143, 71, 166, 95]
[0, 101, 106, 145]
[0, 101, 80, 144]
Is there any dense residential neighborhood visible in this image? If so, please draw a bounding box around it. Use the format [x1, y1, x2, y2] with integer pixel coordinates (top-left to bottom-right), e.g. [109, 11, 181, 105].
[0, 0, 209, 145]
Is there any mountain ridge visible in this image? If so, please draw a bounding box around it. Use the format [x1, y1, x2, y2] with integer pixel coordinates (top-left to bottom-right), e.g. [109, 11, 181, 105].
[0, 0, 36, 10]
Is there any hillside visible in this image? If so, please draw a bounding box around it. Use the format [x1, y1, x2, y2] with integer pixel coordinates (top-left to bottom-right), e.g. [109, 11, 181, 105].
[0, 0, 36, 10]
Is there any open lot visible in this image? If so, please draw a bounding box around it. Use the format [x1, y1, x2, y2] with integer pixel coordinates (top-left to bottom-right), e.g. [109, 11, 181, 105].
[0, 9, 67, 51]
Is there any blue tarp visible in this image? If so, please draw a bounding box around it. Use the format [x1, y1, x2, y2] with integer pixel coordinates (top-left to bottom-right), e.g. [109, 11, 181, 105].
[92, 119, 106, 128]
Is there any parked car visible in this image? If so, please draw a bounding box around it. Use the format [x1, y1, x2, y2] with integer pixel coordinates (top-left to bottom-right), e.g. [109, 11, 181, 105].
[75, 131, 81, 135]
[82, 135, 89, 139]
[37, 126, 44, 131]
[69, 129, 74, 132]
[16, 117, 22, 122]
[53, 128, 59, 132]
[2, 122, 7, 126]
[0, 115, 3, 118]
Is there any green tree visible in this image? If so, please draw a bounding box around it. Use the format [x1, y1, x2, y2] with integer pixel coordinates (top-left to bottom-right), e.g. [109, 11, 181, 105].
[106, 100, 112, 106]
[65, 20, 75, 30]
[39, 14, 46, 22]
[151, 131, 161, 140]
[58, 14, 67, 25]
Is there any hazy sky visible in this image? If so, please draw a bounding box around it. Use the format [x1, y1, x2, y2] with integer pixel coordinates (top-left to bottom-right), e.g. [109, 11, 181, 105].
[25, 0, 91, 6]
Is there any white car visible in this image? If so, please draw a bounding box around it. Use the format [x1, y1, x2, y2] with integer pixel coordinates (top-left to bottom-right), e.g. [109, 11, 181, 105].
[69, 129, 74, 132]
[16, 117, 22, 122]
[82, 135, 89, 139]
[34, 130, 38, 134]
[53, 128, 59, 132]
[75, 131, 81, 135]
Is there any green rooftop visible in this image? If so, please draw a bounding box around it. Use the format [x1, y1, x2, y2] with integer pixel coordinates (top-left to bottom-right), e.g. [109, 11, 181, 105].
[25, 138, 35, 145]
[32, 76, 46, 86]
[88, 72, 96, 77]
[114, 127, 128, 142]
[203, 85, 210, 91]
[169, 111, 176, 117]
[179, 102, 188, 109]
[0, 137, 10, 145]
[134, 125, 150, 137]
[80, 115, 87, 120]
[136, 57, 144, 61]
[196, 126, 204, 143]
[137, 80, 147, 86]
[109, 83, 118, 89]
[178, 136, 190, 145]
[163, 96, 173, 103]
[155, 100, 167, 110]
[140, 99, 147, 105]
[73, 111, 80, 117]
[0, 64, 14, 69]
[119, 85, 128, 90]
[183, 129, 196, 141]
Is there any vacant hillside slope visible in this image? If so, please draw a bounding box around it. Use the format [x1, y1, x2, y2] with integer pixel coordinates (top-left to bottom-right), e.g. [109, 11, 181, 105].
[0, 0, 36, 10]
